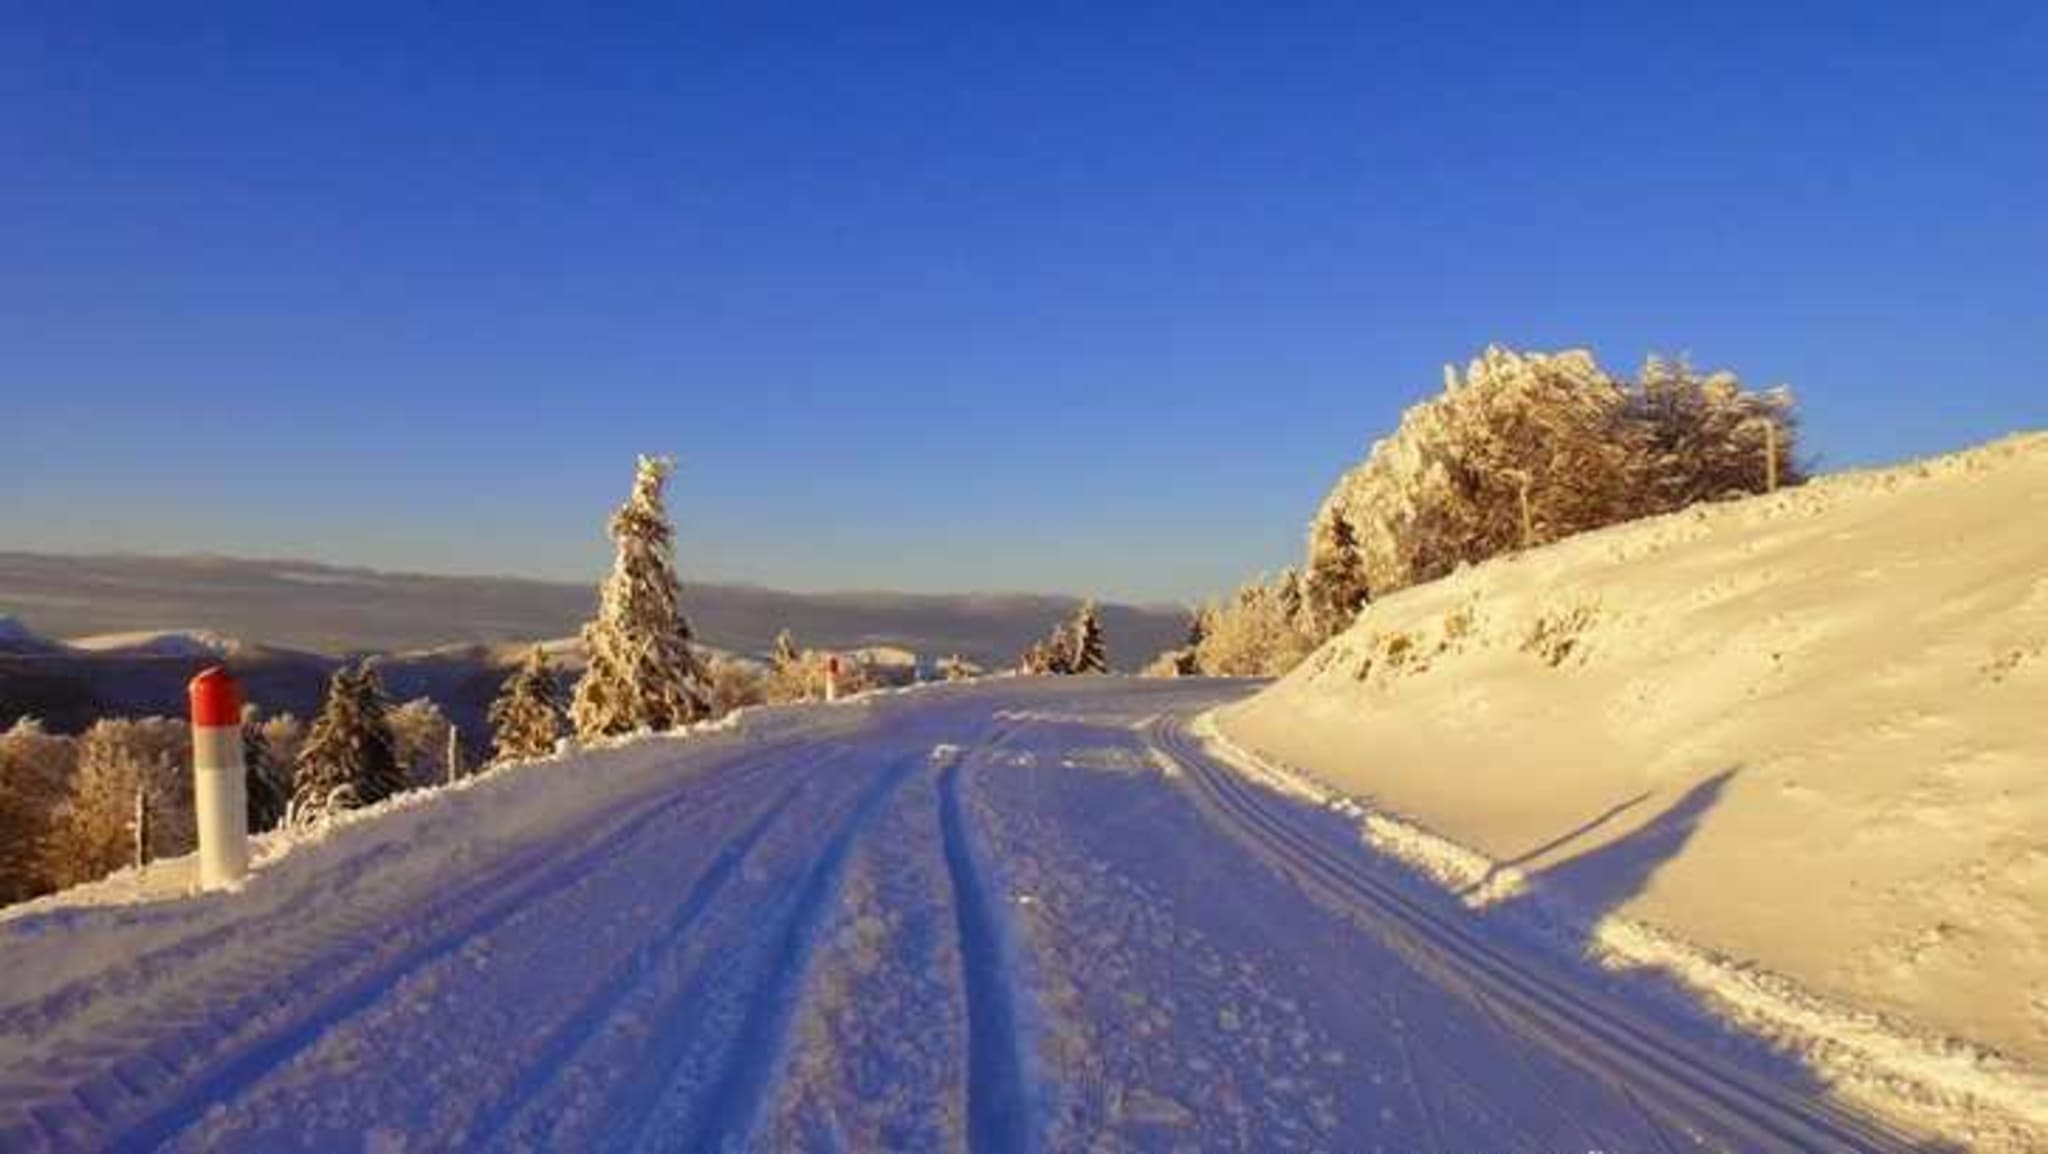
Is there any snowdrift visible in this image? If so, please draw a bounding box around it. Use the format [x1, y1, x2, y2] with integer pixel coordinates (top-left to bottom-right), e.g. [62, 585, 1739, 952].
[1216, 432, 2048, 1132]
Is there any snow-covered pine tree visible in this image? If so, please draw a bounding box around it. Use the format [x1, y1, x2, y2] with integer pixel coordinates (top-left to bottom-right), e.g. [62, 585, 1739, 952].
[1171, 608, 1210, 675]
[1068, 601, 1108, 674]
[241, 705, 290, 834]
[1044, 622, 1076, 675]
[1021, 636, 1065, 675]
[1275, 569, 1307, 630]
[1304, 512, 1370, 639]
[289, 665, 403, 823]
[489, 647, 566, 762]
[570, 455, 710, 738]
[387, 697, 454, 790]
[773, 628, 801, 671]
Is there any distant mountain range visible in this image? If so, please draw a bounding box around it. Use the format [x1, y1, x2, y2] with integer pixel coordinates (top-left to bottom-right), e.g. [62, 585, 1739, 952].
[0, 552, 1189, 735]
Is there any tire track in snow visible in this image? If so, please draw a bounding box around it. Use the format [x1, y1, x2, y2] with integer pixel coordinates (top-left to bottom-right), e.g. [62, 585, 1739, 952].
[59, 746, 819, 1154]
[463, 778, 810, 1149]
[622, 750, 924, 1154]
[938, 756, 1036, 1154]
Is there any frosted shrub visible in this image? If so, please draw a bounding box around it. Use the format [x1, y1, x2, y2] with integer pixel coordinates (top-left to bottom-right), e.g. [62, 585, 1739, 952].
[1317, 347, 1800, 599]
[1193, 580, 1316, 677]
[0, 719, 76, 902]
[704, 656, 768, 716]
[42, 717, 193, 887]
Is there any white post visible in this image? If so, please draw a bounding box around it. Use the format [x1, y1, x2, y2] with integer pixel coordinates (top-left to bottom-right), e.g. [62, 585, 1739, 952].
[133, 783, 150, 870]
[446, 725, 462, 786]
[189, 667, 250, 890]
[824, 656, 840, 703]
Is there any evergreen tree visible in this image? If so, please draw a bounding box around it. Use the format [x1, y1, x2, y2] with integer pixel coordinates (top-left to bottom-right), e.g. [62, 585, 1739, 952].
[1045, 623, 1076, 674]
[1019, 639, 1055, 675]
[772, 628, 801, 671]
[386, 697, 457, 790]
[1171, 608, 1210, 676]
[1304, 513, 1371, 639]
[571, 456, 710, 737]
[241, 705, 290, 834]
[1068, 601, 1108, 674]
[1275, 568, 1307, 629]
[490, 647, 566, 762]
[290, 665, 403, 823]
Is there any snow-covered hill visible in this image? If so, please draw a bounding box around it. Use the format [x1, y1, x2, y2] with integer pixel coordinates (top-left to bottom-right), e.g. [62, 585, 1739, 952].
[1216, 432, 2048, 1135]
[0, 552, 1185, 670]
[65, 629, 244, 658]
[0, 616, 60, 655]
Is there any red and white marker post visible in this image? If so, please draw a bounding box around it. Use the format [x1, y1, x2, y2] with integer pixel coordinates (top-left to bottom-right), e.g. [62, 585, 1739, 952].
[824, 655, 841, 703]
[188, 667, 250, 890]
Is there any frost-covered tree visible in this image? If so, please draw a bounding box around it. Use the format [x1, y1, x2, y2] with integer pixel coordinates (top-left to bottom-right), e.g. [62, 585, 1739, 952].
[241, 705, 291, 834]
[1194, 579, 1317, 677]
[773, 629, 801, 671]
[1317, 347, 1803, 599]
[571, 456, 710, 737]
[290, 665, 403, 823]
[1018, 639, 1055, 675]
[1628, 356, 1802, 507]
[489, 647, 566, 763]
[1046, 623, 1077, 674]
[704, 656, 767, 717]
[1020, 615, 1081, 675]
[0, 718, 74, 903]
[257, 712, 306, 775]
[1304, 512, 1370, 640]
[387, 697, 454, 790]
[1067, 601, 1108, 674]
[42, 717, 192, 888]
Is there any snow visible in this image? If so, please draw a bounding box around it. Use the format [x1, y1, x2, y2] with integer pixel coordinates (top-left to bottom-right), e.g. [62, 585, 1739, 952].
[1217, 431, 2048, 1147]
[0, 678, 1963, 1150]
[64, 630, 243, 658]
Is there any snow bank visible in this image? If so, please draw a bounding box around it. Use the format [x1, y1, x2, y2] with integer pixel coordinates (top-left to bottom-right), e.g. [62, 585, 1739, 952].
[1215, 433, 2048, 1141]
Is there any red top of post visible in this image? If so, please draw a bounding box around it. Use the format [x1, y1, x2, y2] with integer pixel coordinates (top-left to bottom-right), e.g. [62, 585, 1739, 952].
[188, 666, 243, 728]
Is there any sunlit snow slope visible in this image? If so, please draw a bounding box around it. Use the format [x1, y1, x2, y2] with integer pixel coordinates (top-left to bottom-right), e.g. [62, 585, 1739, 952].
[1219, 432, 2048, 1140]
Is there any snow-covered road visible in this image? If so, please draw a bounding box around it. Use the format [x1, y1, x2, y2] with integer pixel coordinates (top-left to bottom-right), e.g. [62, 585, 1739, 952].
[0, 680, 1924, 1152]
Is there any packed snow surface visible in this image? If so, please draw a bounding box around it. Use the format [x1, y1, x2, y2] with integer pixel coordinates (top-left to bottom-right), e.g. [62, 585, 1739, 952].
[0, 680, 1946, 1151]
[1220, 432, 2048, 1146]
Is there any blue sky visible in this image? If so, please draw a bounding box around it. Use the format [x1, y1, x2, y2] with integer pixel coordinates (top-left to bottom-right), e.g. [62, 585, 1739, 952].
[4, 2, 2043, 604]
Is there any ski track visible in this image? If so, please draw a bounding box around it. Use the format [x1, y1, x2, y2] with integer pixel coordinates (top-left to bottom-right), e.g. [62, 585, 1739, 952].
[0, 731, 814, 1049]
[662, 750, 924, 1154]
[461, 778, 809, 1149]
[938, 754, 1035, 1154]
[757, 739, 988, 1152]
[1153, 717, 1925, 1153]
[10, 741, 823, 1154]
